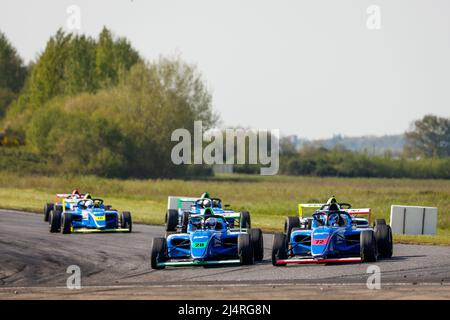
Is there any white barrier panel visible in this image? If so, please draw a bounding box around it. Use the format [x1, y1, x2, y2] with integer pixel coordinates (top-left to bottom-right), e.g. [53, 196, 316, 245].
[390, 205, 438, 235]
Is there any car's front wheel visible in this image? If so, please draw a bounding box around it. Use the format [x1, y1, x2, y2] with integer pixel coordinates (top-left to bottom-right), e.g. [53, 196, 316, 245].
[61, 212, 72, 234]
[272, 233, 288, 266]
[151, 237, 168, 269]
[49, 210, 61, 233]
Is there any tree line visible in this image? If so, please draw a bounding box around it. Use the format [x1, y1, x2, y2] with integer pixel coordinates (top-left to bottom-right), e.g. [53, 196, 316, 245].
[0, 28, 448, 179]
[0, 28, 216, 178]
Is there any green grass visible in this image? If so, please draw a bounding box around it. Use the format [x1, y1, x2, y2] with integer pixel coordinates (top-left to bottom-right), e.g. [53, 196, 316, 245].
[0, 172, 449, 245]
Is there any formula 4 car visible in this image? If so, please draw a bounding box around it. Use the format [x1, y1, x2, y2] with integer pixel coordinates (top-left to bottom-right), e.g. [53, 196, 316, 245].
[43, 189, 87, 222]
[272, 196, 393, 266]
[151, 208, 263, 269]
[48, 198, 132, 234]
[165, 193, 251, 233]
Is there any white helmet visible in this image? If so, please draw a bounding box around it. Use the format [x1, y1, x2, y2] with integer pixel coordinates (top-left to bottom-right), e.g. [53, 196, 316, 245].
[203, 199, 211, 208]
[85, 199, 94, 208]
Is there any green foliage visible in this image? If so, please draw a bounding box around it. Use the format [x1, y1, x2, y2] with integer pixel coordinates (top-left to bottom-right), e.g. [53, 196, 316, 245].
[22, 58, 216, 178]
[405, 114, 450, 158]
[25, 27, 140, 107]
[281, 145, 450, 179]
[0, 31, 27, 93]
[0, 30, 27, 118]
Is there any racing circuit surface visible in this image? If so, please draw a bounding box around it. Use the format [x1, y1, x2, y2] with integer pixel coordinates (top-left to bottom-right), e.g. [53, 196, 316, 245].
[1, 209, 450, 299]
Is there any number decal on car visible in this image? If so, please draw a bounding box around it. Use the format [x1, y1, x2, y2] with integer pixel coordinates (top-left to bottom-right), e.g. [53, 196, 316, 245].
[193, 242, 207, 248]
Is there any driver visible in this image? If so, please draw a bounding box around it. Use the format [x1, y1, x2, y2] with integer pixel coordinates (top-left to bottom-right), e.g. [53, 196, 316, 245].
[329, 213, 340, 227]
[84, 199, 94, 209]
[204, 217, 218, 230]
[202, 199, 212, 208]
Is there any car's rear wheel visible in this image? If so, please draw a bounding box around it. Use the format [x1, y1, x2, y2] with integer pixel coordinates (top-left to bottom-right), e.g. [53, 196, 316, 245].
[249, 228, 264, 261]
[375, 223, 393, 258]
[151, 237, 168, 269]
[121, 211, 132, 232]
[165, 209, 178, 232]
[49, 210, 61, 233]
[374, 219, 386, 226]
[181, 212, 190, 233]
[284, 216, 300, 240]
[44, 203, 53, 222]
[61, 212, 72, 234]
[360, 230, 378, 262]
[238, 233, 254, 265]
[240, 211, 251, 229]
[272, 233, 288, 266]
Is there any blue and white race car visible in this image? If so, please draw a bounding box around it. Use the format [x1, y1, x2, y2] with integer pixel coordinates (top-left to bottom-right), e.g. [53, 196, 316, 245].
[48, 198, 132, 234]
[165, 193, 251, 233]
[272, 196, 393, 266]
[151, 209, 263, 269]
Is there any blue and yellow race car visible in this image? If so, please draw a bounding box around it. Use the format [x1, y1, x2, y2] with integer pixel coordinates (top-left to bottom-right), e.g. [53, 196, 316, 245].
[48, 198, 132, 234]
[151, 209, 263, 269]
[272, 197, 393, 266]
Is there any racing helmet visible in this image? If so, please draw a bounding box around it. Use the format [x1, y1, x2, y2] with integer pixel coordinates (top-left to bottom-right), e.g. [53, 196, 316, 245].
[202, 199, 212, 208]
[204, 217, 218, 230]
[84, 193, 92, 200]
[85, 199, 94, 208]
[72, 189, 80, 195]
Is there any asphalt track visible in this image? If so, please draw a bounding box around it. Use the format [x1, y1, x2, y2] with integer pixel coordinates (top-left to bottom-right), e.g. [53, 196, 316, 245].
[1, 209, 450, 299]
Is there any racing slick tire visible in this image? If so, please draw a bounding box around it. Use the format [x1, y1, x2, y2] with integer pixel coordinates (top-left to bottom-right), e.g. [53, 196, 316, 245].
[249, 228, 264, 261]
[121, 211, 132, 232]
[181, 212, 190, 233]
[374, 223, 393, 258]
[44, 203, 53, 222]
[49, 209, 62, 233]
[165, 209, 178, 232]
[240, 211, 251, 229]
[61, 212, 73, 234]
[238, 233, 254, 265]
[360, 230, 378, 262]
[272, 233, 288, 266]
[284, 216, 300, 240]
[151, 237, 168, 270]
[374, 219, 386, 226]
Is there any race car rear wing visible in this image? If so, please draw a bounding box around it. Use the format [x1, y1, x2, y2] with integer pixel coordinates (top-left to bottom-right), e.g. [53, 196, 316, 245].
[55, 193, 86, 203]
[168, 196, 198, 211]
[298, 203, 372, 223]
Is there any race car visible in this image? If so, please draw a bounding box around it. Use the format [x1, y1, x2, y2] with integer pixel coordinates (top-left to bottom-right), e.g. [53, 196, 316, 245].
[272, 196, 393, 266]
[48, 198, 132, 234]
[151, 208, 263, 269]
[43, 189, 93, 222]
[164, 192, 251, 233]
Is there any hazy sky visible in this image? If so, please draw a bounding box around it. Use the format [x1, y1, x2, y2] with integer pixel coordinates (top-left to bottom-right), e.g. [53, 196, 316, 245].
[1, 0, 449, 139]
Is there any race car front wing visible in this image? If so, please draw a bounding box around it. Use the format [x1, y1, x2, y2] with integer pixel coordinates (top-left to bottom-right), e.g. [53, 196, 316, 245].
[275, 257, 362, 265]
[157, 259, 241, 267]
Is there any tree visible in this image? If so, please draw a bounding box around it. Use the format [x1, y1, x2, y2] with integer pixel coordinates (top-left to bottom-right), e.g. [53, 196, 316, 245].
[0, 30, 27, 117]
[404, 115, 450, 158]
